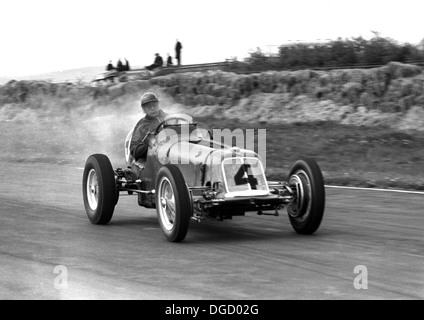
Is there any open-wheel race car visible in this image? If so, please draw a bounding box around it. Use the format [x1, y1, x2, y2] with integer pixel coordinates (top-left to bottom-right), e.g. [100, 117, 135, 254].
[82, 113, 325, 242]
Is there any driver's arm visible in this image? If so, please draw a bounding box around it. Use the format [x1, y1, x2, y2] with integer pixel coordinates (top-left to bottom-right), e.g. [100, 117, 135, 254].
[130, 111, 168, 160]
[130, 122, 150, 160]
[131, 143, 148, 161]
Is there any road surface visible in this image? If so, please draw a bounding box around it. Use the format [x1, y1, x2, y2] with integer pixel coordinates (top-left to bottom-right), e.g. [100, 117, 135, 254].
[0, 161, 423, 300]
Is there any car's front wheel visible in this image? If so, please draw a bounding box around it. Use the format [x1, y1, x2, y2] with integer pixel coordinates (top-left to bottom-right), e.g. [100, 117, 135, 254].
[82, 154, 118, 224]
[155, 165, 192, 242]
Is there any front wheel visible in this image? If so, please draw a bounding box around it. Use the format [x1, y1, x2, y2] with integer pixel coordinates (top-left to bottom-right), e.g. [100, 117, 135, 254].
[287, 158, 325, 235]
[155, 165, 192, 242]
[82, 154, 118, 224]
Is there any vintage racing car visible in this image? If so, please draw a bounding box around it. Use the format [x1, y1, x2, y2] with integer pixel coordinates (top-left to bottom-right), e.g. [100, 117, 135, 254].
[82, 114, 325, 242]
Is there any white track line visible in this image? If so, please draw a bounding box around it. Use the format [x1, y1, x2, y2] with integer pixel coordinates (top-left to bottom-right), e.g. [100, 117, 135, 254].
[325, 185, 424, 195]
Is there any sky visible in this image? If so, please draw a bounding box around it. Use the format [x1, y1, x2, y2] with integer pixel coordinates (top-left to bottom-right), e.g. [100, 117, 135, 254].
[0, 0, 423, 77]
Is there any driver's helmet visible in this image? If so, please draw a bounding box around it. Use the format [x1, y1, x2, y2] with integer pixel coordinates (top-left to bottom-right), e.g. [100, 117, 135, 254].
[141, 92, 159, 107]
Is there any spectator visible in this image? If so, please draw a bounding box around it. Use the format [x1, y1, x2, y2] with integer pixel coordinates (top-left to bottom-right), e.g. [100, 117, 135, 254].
[146, 53, 163, 70]
[117, 59, 124, 72]
[125, 58, 130, 71]
[106, 61, 114, 71]
[175, 39, 182, 65]
[166, 53, 173, 66]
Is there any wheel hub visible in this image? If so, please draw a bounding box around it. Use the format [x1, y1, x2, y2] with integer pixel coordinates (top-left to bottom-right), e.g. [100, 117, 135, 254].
[287, 174, 309, 218]
[158, 178, 176, 231]
[86, 169, 99, 211]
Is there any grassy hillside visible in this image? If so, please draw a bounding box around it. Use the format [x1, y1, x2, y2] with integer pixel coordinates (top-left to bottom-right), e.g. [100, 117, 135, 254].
[1, 62, 423, 190]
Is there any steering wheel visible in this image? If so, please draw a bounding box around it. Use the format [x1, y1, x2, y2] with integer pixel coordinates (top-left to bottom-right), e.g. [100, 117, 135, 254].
[153, 113, 194, 134]
[153, 121, 165, 134]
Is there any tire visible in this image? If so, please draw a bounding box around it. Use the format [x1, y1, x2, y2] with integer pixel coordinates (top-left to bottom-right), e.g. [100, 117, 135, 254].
[287, 158, 325, 235]
[155, 165, 192, 242]
[82, 154, 118, 225]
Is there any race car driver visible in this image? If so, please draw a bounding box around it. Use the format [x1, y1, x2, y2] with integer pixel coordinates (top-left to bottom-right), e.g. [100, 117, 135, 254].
[130, 92, 168, 176]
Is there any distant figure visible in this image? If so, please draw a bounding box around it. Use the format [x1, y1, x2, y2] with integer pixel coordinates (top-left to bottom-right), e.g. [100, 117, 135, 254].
[106, 61, 114, 71]
[117, 59, 124, 72]
[125, 58, 130, 71]
[175, 39, 182, 65]
[146, 53, 163, 70]
[166, 53, 173, 66]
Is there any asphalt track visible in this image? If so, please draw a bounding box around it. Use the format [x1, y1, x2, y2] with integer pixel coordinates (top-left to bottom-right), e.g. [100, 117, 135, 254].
[0, 161, 423, 300]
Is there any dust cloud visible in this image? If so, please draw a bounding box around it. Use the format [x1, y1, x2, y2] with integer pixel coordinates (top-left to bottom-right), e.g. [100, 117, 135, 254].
[0, 85, 186, 167]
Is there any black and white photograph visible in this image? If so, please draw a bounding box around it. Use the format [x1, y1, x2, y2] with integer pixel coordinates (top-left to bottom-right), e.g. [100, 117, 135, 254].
[0, 0, 423, 304]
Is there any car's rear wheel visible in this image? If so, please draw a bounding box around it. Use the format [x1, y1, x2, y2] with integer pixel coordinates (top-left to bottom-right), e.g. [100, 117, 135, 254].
[287, 158, 325, 234]
[83, 154, 118, 224]
[155, 165, 192, 242]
